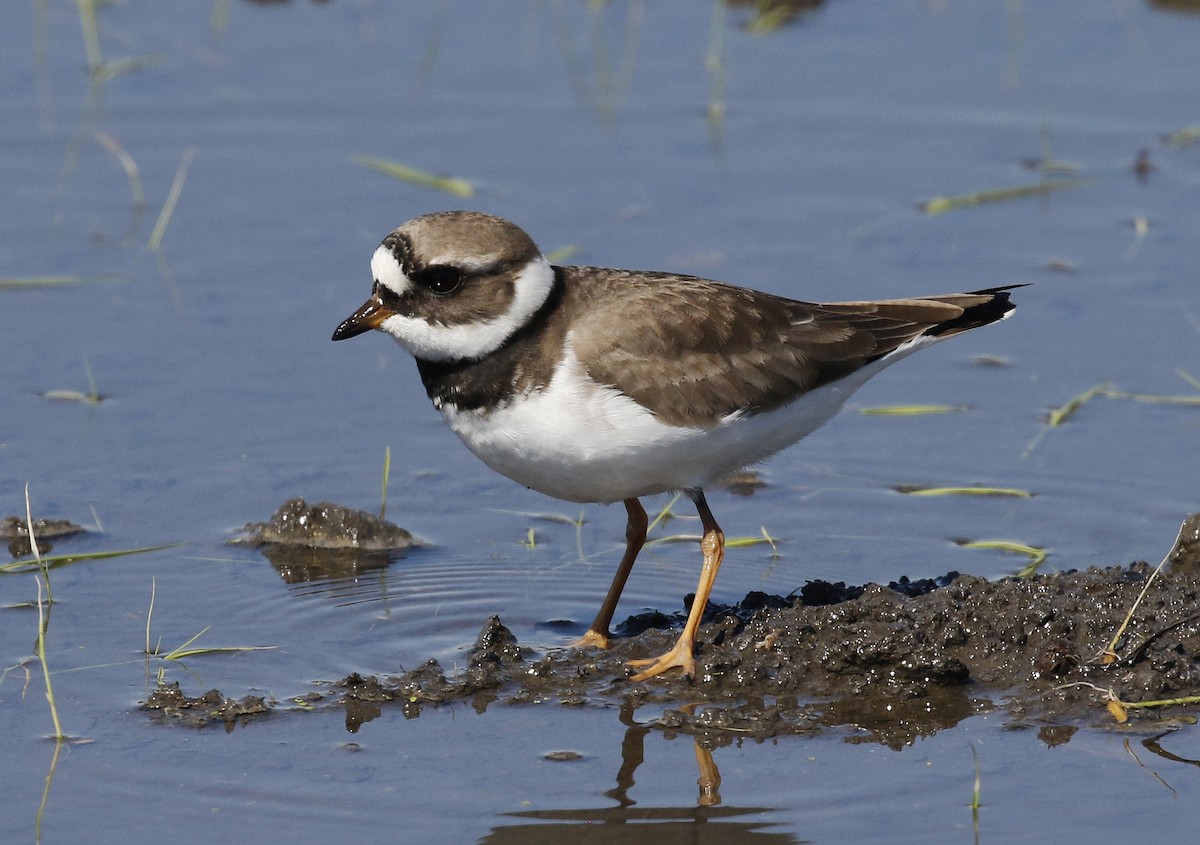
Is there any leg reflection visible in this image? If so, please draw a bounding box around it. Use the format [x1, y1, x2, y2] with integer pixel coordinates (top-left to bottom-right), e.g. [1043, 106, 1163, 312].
[606, 701, 724, 808]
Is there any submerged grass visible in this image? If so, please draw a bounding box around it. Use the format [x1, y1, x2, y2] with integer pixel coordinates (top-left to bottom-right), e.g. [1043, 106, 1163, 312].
[95, 131, 145, 210]
[147, 147, 195, 251]
[76, 0, 162, 80]
[0, 275, 125, 288]
[920, 178, 1089, 215]
[352, 155, 474, 198]
[1030, 374, 1199, 455]
[1162, 124, 1200, 147]
[1044, 373, 1199, 426]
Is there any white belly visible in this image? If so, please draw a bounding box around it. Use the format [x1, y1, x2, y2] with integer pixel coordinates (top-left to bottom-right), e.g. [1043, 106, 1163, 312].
[436, 339, 932, 504]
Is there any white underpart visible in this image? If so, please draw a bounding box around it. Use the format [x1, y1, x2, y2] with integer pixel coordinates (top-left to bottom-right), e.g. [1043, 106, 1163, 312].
[439, 332, 944, 504]
[370, 247, 556, 362]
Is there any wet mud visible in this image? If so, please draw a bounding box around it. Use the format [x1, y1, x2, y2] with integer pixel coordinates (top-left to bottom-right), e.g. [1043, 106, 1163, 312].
[146, 511, 1200, 746]
[230, 498, 421, 582]
[1, 515, 85, 557]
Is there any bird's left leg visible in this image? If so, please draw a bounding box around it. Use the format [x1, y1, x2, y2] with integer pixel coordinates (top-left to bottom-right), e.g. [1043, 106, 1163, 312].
[627, 490, 724, 680]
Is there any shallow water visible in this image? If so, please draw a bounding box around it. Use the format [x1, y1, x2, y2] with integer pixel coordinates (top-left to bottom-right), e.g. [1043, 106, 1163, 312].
[4, 1, 1200, 842]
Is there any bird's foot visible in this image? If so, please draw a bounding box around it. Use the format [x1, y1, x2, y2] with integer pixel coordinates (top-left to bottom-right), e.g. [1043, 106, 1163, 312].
[626, 635, 696, 681]
[570, 629, 611, 650]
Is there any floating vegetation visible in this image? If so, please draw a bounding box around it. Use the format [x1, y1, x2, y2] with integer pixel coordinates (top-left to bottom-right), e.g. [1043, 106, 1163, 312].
[0, 544, 181, 575]
[545, 245, 580, 263]
[1027, 376, 1199, 456]
[728, 527, 778, 554]
[921, 179, 1089, 215]
[860, 404, 967, 416]
[1103, 388, 1200, 408]
[741, 0, 823, 34]
[352, 155, 474, 198]
[1162, 124, 1200, 148]
[958, 538, 1047, 577]
[1047, 382, 1110, 426]
[0, 275, 125, 289]
[40, 357, 104, 404]
[149, 627, 276, 663]
[898, 485, 1032, 498]
[41, 390, 102, 404]
[648, 532, 776, 549]
[1044, 377, 1200, 427]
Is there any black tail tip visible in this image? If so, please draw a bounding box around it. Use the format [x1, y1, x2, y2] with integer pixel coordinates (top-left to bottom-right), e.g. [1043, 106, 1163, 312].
[933, 283, 1027, 336]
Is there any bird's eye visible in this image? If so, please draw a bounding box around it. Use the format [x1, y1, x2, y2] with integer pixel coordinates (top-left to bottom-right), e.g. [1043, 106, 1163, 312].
[418, 266, 462, 295]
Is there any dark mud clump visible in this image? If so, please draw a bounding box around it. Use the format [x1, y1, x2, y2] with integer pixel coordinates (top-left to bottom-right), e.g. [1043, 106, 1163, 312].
[230, 497, 421, 582]
[153, 515, 1200, 745]
[143, 681, 269, 730]
[335, 616, 526, 731]
[1, 514, 86, 557]
[232, 498, 417, 552]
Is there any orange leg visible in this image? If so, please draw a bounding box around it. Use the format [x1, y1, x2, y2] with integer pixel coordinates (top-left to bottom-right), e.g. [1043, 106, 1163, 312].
[627, 490, 724, 681]
[573, 498, 648, 649]
[694, 740, 723, 807]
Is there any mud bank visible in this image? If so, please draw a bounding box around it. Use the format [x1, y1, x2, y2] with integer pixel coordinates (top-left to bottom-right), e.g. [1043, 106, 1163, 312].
[145, 515, 1200, 744]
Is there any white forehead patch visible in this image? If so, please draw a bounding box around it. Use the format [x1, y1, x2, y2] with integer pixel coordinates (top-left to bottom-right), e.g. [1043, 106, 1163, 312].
[371, 245, 411, 296]
[376, 254, 556, 363]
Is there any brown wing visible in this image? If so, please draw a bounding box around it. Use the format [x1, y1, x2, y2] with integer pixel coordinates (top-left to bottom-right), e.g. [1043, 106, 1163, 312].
[565, 267, 1015, 428]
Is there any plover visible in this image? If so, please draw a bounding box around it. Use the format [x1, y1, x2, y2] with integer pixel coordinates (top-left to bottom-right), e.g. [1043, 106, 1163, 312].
[333, 211, 1019, 681]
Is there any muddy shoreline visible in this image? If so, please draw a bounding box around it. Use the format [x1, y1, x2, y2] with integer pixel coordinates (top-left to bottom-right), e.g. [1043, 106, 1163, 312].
[143, 513, 1200, 745]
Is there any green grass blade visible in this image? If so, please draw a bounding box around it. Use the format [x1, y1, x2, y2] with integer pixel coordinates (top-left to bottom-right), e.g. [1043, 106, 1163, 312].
[148, 147, 196, 251]
[1177, 370, 1200, 391]
[1048, 382, 1109, 426]
[648, 533, 769, 548]
[899, 486, 1032, 498]
[1, 543, 181, 574]
[152, 624, 276, 662]
[646, 494, 682, 534]
[960, 539, 1047, 577]
[352, 155, 473, 198]
[861, 404, 967, 416]
[380, 446, 391, 521]
[163, 644, 276, 661]
[0, 275, 125, 288]
[95, 131, 146, 209]
[1162, 125, 1200, 147]
[1103, 389, 1200, 407]
[921, 179, 1089, 215]
[544, 245, 579, 263]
